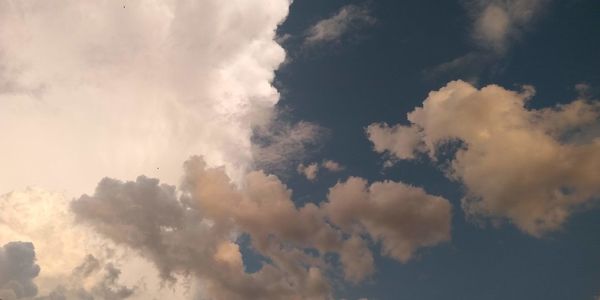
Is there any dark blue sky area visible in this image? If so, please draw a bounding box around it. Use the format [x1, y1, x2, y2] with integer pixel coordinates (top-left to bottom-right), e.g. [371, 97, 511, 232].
[271, 1, 600, 299]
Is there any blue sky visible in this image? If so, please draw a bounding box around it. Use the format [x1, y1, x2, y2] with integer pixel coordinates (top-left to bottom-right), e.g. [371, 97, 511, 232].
[277, 1, 600, 299]
[0, 1, 599, 299]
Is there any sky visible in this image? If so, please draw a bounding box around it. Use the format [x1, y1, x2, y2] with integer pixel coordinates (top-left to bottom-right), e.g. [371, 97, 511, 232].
[0, 0, 599, 299]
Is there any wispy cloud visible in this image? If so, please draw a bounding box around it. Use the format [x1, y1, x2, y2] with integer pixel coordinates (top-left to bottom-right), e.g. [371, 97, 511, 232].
[304, 4, 376, 46]
[427, 0, 549, 80]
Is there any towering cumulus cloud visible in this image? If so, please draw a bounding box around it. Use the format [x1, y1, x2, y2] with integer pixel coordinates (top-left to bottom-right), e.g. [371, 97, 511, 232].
[70, 156, 451, 299]
[368, 80, 600, 236]
[0, 0, 289, 194]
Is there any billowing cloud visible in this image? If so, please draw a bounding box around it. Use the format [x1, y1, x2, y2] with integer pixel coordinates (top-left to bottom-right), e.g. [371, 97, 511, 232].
[368, 80, 600, 236]
[69, 156, 451, 298]
[326, 177, 451, 262]
[0, 0, 290, 195]
[0, 242, 40, 300]
[304, 4, 375, 45]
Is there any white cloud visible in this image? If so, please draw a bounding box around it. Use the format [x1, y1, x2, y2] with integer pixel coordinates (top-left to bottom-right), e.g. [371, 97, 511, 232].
[368, 80, 600, 236]
[304, 4, 375, 45]
[0, 0, 289, 195]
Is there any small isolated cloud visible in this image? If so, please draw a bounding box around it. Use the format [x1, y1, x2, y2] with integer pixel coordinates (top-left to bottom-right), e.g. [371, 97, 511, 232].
[298, 160, 346, 181]
[322, 160, 345, 172]
[427, 0, 548, 80]
[368, 80, 600, 236]
[304, 4, 376, 46]
[298, 162, 320, 181]
[0, 242, 40, 300]
[469, 0, 548, 54]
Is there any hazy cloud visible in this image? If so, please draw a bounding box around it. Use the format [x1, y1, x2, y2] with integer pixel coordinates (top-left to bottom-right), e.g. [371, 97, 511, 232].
[468, 0, 548, 54]
[368, 80, 600, 236]
[304, 4, 375, 46]
[428, 0, 548, 80]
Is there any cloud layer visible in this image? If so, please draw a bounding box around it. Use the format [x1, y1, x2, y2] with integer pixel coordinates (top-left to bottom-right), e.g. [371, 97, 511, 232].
[368, 80, 600, 236]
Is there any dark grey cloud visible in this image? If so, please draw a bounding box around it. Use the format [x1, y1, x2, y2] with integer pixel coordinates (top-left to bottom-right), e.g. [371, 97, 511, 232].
[0, 242, 40, 300]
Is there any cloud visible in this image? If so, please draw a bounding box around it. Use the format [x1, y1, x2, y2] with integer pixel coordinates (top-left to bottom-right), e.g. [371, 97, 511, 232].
[0, 242, 40, 300]
[297, 163, 320, 181]
[326, 177, 451, 262]
[252, 120, 326, 175]
[297, 160, 345, 181]
[368, 80, 600, 236]
[427, 0, 548, 80]
[0, 189, 194, 300]
[321, 160, 345, 172]
[304, 4, 375, 46]
[468, 0, 548, 54]
[36, 255, 135, 300]
[0, 0, 290, 195]
[69, 156, 451, 298]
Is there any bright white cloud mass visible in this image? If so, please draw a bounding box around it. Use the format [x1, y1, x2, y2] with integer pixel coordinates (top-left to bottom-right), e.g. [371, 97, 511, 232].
[0, 0, 290, 195]
[368, 80, 600, 236]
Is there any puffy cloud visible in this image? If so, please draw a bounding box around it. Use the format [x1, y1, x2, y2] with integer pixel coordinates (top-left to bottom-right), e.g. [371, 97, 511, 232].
[368, 80, 600, 236]
[321, 160, 345, 172]
[71, 158, 337, 299]
[0, 242, 40, 299]
[298, 163, 320, 181]
[366, 123, 423, 160]
[326, 177, 452, 262]
[0, 0, 289, 195]
[70, 156, 451, 298]
[304, 4, 375, 45]
[297, 160, 345, 181]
